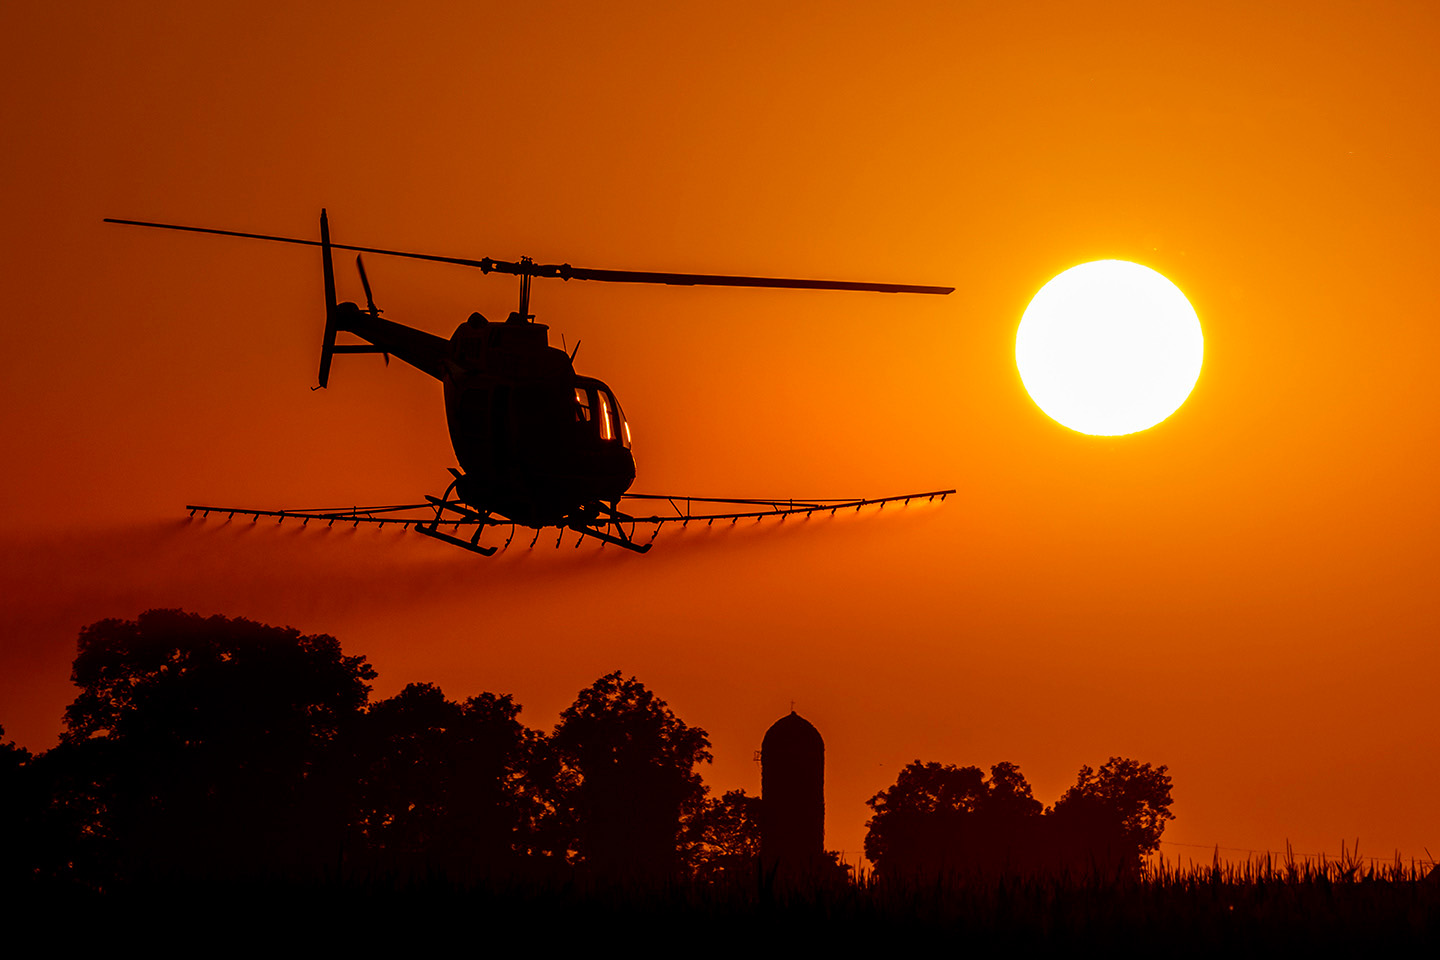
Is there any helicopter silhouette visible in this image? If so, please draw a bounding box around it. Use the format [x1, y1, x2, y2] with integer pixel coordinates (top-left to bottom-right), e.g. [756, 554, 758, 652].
[107, 212, 955, 555]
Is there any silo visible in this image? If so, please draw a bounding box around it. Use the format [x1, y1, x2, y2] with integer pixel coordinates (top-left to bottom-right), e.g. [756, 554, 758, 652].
[760, 710, 824, 869]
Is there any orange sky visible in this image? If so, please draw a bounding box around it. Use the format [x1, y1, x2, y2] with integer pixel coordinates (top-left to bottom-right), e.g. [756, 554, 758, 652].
[3, 1, 1438, 867]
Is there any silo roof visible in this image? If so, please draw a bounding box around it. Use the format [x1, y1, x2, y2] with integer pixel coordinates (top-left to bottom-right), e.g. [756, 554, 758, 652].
[762, 710, 824, 752]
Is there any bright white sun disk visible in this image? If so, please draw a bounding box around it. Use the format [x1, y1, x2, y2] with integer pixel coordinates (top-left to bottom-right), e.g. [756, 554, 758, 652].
[1015, 260, 1203, 436]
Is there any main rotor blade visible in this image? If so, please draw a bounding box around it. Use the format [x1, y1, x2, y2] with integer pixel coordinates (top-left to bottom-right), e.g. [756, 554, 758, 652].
[105, 217, 953, 295]
[501, 262, 953, 295]
[105, 217, 493, 268]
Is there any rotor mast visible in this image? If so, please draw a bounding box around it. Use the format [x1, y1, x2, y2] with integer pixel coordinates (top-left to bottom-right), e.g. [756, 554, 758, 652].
[514, 258, 535, 322]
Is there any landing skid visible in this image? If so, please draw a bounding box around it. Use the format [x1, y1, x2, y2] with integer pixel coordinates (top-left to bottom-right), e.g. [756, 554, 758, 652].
[413, 474, 498, 555]
[573, 505, 652, 554]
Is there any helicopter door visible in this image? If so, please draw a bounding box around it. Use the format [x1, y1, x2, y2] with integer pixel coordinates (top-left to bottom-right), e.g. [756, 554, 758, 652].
[574, 385, 608, 442]
[574, 386, 592, 427]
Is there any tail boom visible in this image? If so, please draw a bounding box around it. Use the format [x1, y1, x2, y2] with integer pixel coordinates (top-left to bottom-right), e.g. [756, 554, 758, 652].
[317, 209, 446, 383]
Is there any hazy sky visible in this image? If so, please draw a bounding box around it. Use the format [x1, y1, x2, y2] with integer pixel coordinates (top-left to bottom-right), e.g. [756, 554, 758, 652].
[2, 1, 1437, 866]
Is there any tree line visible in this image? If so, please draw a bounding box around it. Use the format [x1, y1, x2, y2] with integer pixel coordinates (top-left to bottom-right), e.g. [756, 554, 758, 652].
[0, 609, 1171, 890]
[864, 758, 1172, 879]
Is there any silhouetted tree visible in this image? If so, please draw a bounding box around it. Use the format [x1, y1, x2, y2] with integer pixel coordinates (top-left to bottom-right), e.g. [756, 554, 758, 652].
[0, 724, 42, 887]
[865, 756, 1174, 880]
[1047, 757, 1174, 876]
[356, 682, 549, 875]
[0, 725, 28, 766]
[55, 608, 375, 883]
[551, 672, 711, 880]
[685, 788, 761, 881]
[864, 761, 1043, 879]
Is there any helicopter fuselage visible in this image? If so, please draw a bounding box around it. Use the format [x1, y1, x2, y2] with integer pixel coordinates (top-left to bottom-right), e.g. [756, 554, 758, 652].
[333, 302, 636, 527]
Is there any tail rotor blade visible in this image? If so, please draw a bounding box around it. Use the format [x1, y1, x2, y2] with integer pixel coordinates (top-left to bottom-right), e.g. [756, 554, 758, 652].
[355, 253, 387, 366]
[356, 254, 379, 316]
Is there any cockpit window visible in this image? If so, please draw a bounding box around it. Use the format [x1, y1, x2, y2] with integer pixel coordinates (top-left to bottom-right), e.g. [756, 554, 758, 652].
[574, 379, 632, 448]
[612, 394, 631, 449]
[597, 390, 615, 441]
[599, 389, 631, 448]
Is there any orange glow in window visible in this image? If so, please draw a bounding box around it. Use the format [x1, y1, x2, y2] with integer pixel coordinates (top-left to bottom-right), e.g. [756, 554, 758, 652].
[598, 391, 614, 441]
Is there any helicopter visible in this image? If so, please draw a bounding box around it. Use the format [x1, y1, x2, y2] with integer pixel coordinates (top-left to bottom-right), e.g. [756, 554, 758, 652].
[106, 212, 956, 555]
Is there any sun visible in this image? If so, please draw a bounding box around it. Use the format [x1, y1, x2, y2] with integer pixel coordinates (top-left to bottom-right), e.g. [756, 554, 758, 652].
[1015, 260, 1203, 436]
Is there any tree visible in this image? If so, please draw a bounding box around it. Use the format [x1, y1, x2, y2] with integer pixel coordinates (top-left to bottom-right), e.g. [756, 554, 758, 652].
[56, 608, 376, 882]
[864, 761, 1043, 879]
[685, 788, 761, 881]
[551, 672, 711, 880]
[356, 682, 549, 875]
[0, 724, 41, 887]
[987, 760, 1043, 818]
[1047, 757, 1174, 876]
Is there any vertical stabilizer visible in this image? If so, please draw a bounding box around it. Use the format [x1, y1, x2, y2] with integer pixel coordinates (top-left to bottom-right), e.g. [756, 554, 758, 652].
[318, 209, 339, 388]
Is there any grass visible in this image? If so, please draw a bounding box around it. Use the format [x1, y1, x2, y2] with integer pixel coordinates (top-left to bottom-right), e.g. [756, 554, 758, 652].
[10, 853, 1436, 951]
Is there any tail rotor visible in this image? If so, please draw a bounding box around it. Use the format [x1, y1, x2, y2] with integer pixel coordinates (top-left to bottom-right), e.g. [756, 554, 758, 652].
[355, 254, 389, 366]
